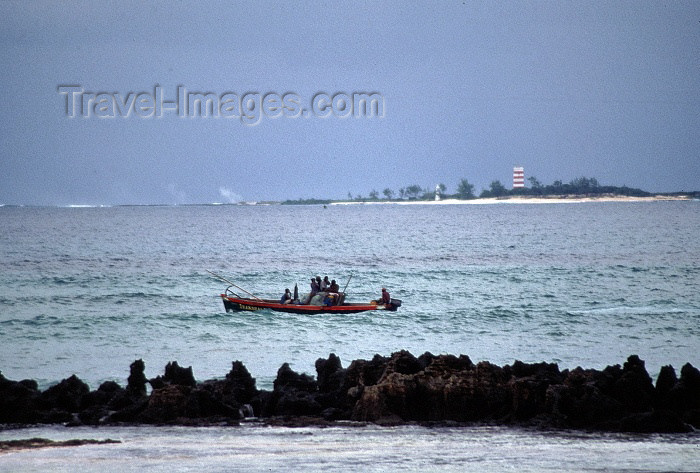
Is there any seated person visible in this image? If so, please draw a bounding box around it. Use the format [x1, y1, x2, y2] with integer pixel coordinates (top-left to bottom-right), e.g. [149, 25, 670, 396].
[280, 288, 293, 304]
[379, 288, 391, 305]
[310, 277, 320, 295]
[329, 279, 340, 293]
[324, 293, 337, 307]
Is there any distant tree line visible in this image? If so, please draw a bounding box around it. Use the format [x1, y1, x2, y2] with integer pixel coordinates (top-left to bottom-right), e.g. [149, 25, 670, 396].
[281, 198, 332, 205]
[510, 176, 651, 198]
[281, 177, 657, 204]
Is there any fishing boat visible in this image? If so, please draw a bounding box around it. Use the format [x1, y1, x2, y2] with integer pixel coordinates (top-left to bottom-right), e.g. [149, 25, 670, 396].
[220, 290, 400, 314]
[209, 271, 401, 314]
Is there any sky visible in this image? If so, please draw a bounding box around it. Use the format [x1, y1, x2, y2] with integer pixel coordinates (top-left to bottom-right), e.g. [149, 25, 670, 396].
[1, 1, 699, 205]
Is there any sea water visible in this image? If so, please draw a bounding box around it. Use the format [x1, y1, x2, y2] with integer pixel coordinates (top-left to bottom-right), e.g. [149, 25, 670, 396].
[1, 424, 698, 472]
[1, 202, 699, 471]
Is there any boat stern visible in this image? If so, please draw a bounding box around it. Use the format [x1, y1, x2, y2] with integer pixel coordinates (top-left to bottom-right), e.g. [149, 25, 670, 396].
[221, 294, 265, 312]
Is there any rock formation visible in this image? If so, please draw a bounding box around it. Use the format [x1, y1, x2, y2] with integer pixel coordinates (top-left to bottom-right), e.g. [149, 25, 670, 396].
[1, 352, 698, 433]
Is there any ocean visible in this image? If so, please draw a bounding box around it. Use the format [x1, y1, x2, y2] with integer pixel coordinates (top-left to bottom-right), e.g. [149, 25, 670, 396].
[1, 201, 699, 471]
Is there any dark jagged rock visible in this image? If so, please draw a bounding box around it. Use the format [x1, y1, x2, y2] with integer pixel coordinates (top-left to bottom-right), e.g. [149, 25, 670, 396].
[655, 365, 678, 400]
[126, 359, 148, 397]
[441, 360, 512, 421]
[613, 355, 655, 413]
[1, 354, 697, 432]
[680, 363, 700, 390]
[196, 361, 259, 419]
[18, 379, 39, 391]
[545, 367, 625, 429]
[273, 363, 317, 392]
[225, 361, 258, 403]
[383, 350, 425, 377]
[420, 353, 473, 372]
[104, 397, 149, 423]
[197, 361, 258, 407]
[149, 361, 196, 389]
[313, 354, 351, 418]
[262, 363, 321, 417]
[0, 372, 41, 423]
[104, 360, 151, 423]
[511, 360, 561, 381]
[139, 384, 193, 423]
[78, 405, 109, 426]
[82, 381, 124, 409]
[352, 355, 512, 423]
[140, 361, 245, 423]
[678, 363, 700, 410]
[188, 386, 240, 419]
[509, 360, 563, 423]
[39, 375, 90, 413]
[316, 353, 345, 394]
[654, 362, 700, 428]
[344, 354, 389, 390]
[79, 381, 126, 425]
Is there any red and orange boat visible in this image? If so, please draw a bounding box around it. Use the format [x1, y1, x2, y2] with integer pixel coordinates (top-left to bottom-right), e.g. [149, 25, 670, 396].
[220, 290, 399, 314]
[210, 271, 401, 314]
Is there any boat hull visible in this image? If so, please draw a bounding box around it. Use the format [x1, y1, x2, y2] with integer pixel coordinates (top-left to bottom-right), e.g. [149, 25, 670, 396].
[221, 295, 396, 314]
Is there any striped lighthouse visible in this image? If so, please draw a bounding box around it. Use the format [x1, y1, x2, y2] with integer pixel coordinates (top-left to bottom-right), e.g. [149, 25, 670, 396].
[513, 167, 525, 188]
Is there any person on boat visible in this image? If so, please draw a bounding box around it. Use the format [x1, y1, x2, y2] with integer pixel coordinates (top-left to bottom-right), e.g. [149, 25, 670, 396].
[329, 279, 340, 293]
[310, 277, 320, 294]
[323, 293, 336, 307]
[380, 287, 391, 305]
[280, 288, 293, 304]
[303, 277, 320, 304]
[321, 276, 330, 291]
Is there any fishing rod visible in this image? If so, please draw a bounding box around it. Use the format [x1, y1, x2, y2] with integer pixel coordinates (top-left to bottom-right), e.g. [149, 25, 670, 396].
[342, 273, 353, 294]
[205, 270, 263, 301]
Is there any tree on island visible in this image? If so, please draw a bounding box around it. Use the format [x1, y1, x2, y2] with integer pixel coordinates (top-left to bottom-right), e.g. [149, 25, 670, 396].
[280, 174, 659, 205]
[528, 176, 543, 189]
[456, 178, 475, 199]
[480, 180, 508, 198]
[527, 176, 543, 195]
[404, 184, 423, 200]
[570, 176, 600, 192]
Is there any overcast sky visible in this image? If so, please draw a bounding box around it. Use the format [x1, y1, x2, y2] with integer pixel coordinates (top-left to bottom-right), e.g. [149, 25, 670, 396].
[1, 1, 698, 205]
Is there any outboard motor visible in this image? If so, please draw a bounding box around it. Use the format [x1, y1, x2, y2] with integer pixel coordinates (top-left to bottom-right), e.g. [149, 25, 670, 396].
[387, 298, 402, 311]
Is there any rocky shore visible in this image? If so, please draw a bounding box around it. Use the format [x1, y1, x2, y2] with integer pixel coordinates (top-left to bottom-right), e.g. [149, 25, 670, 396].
[1, 352, 698, 433]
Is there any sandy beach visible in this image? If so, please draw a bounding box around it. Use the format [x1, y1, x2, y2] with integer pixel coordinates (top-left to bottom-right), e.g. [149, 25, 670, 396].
[331, 195, 693, 205]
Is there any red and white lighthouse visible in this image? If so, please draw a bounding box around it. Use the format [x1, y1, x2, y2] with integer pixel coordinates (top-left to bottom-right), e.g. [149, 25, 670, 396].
[513, 167, 524, 188]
